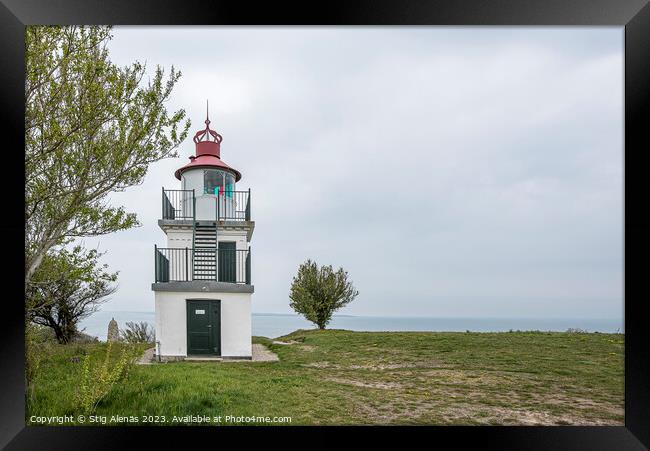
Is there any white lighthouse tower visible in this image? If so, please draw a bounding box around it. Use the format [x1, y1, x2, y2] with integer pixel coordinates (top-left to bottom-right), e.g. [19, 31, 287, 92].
[152, 106, 254, 360]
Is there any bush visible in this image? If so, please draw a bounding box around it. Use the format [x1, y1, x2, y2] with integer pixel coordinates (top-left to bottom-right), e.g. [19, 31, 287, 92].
[74, 341, 138, 415]
[72, 331, 100, 343]
[25, 323, 52, 400]
[289, 260, 358, 330]
[27, 246, 117, 344]
[120, 321, 155, 343]
[566, 328, 588, 334]
[28, 322, 57, 343]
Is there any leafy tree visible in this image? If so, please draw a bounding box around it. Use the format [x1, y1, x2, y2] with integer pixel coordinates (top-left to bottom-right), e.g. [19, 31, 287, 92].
[120, 321, 155, 343]
[289, 260, 359, 329]
[25, 25, 190, 286]
[27, 246, 117, 344]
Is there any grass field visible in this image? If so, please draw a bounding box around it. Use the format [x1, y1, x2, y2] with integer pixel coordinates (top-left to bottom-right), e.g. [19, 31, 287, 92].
[27, 329, 624, 425]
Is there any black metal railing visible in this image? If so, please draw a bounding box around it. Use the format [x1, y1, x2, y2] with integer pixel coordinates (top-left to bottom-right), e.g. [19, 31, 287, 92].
[162, 188, 251, 222]
[162, 189, 195, 220]
[216, 189, 251, 221]
[154, 246, 251, 284]
[245, 249, 251, 285]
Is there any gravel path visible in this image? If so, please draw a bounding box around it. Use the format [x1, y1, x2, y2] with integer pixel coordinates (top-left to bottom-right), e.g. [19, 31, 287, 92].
[251, 343, 279, 361]
[135, 344, 278, 364]
[136, 347, 155, 365]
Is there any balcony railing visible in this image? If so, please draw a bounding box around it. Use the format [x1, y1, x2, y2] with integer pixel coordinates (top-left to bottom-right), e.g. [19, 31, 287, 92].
[154, 246, 251, 284]
[217, 189, 251, 221]
[162, 189, 195, 220]
[162, 188, 251, 222]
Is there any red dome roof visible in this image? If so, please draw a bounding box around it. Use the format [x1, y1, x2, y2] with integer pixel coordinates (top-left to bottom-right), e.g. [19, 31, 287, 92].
[174, 108, 241, 181]
[174, 154, 241, 181]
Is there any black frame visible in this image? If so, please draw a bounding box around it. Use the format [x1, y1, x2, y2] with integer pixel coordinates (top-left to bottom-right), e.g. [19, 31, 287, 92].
[3, 0, 649, 448]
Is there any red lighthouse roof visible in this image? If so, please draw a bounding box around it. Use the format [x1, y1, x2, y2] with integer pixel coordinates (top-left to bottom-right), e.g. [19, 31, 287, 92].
[174, 106, 241, 181]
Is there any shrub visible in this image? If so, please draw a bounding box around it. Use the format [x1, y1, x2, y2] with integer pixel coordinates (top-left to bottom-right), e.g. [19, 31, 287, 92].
[72, 331, 100, 344]
[289, 260, 359, 330]
[25, 323, 52, 400]
[74, 341, 138, 415]
[120, 321, 155, 343]
[27, 246, 117, 344]
[566, 328, 588, 334]
[71, 344, 88, 356]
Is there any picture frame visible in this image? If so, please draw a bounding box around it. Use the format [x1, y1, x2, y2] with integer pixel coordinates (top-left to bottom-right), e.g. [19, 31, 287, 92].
[2, 0, 648, 448]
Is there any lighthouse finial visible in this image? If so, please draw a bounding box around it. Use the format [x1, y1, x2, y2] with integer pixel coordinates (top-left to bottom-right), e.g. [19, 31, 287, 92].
[193, 100, 222, 144]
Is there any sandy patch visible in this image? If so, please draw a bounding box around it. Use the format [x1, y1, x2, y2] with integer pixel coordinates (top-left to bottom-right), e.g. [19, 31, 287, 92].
[325, 377, 402, 390]
[349, 361, 447, 370]
[272, 340, 301, 345]
[302, 362, 336, 368]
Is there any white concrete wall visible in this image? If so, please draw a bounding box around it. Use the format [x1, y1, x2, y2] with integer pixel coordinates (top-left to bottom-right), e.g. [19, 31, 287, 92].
[166, 229, 193, 248]
[162, 226, 246, 248]
[155, 291, 252, 357]
[217, 229, 248, 248]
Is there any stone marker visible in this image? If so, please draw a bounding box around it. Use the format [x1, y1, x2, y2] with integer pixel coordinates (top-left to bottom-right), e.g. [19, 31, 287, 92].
[107, 317, 119, 342]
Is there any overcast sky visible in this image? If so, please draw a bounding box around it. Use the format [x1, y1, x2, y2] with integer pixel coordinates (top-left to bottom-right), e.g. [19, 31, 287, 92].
[82, 27, 623, 321]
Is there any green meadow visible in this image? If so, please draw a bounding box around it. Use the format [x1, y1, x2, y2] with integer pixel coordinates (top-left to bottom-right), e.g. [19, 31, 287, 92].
[27, 329, 624, 426]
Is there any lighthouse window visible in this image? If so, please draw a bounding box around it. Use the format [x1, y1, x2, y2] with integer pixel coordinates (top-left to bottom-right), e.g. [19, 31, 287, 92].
[204, 169, 235, 196]
[204, 169, 224, 195]
[224, 173, 235, 198]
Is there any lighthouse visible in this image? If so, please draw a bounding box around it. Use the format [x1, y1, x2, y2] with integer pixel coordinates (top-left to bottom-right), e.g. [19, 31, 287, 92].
[152, 106, 254, 360]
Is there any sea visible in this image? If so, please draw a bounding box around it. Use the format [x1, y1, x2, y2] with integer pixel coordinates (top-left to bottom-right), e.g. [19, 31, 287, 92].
[80, 310, 623, 341]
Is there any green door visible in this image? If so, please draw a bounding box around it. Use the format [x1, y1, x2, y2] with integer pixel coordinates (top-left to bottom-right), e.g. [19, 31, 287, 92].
[186, 300, 221, 355]
[218, 241, 237, 283]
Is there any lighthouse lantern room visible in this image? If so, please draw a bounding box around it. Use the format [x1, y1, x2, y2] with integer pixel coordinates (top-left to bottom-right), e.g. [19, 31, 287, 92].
[152, 106, 254, 360]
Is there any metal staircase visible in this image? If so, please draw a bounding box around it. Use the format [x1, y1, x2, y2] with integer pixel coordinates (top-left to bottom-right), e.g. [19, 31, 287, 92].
[193, 222, 217, 280]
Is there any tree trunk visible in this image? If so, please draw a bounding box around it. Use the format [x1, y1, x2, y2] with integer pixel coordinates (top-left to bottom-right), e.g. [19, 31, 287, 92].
[25, 237, 57, 289]
[25, 251, 45, 290]
[52, 325, 69, 344]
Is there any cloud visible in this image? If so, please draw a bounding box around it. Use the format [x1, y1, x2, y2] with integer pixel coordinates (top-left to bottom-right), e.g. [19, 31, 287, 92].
[83, 27, 622, 322]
